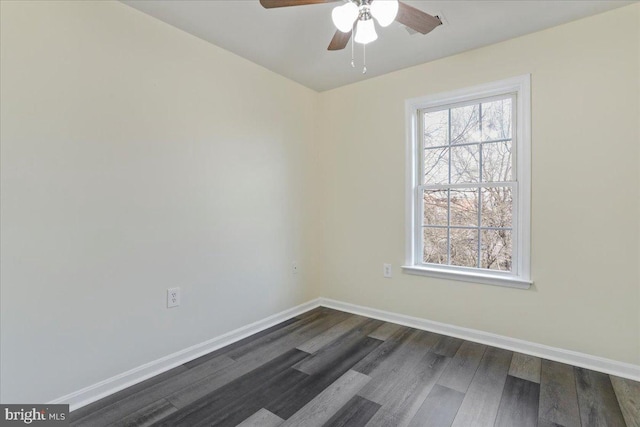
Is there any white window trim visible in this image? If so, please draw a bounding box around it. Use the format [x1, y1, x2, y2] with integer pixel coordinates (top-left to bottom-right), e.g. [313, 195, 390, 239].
[402, 75, 532, 289]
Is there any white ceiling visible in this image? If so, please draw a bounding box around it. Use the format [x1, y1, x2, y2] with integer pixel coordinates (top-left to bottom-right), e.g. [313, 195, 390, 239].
[122, 0, 635, 92]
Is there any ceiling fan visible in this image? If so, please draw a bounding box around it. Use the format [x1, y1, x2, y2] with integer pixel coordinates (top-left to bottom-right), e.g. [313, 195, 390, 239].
[259, 0, 442, 52]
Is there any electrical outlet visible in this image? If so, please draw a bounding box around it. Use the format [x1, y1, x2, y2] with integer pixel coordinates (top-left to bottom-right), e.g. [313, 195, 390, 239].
[383, 263, 392, 278]
[167, 287, 180, 308]
[292, 263, 299, 275]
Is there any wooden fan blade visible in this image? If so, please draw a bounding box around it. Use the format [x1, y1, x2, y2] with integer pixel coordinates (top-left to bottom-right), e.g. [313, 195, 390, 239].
[260, 0, 340, 8]
[328, 30, 352, 51]
[395, 2, 442, 35]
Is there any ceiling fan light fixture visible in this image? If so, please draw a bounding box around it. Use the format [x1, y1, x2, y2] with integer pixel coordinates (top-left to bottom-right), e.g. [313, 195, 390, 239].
[354, 17, 377, 45]
[370, 0, 399, 27]
[331, 2, 359, 33]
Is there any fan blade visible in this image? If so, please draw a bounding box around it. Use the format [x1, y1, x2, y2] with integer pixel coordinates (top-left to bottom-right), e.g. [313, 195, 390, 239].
[260, 0, 340, 8]
[395, 2, 442, 35]
[328, 30, 352, 50]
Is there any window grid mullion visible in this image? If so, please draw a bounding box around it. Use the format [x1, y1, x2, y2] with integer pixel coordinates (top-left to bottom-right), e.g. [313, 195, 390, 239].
[447, 108, 452, 265]
[423, 225, 512, 231]
[477, 103, 483, 268]
[423, 137, 512, 151]
[420, 182, 516, 191]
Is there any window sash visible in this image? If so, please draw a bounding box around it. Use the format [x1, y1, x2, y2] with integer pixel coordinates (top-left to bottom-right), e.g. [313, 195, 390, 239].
[416, 184, 517, 271]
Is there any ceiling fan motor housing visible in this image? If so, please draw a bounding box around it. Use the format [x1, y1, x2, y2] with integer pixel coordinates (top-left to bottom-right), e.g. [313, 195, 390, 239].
[260, 0, 442, 51]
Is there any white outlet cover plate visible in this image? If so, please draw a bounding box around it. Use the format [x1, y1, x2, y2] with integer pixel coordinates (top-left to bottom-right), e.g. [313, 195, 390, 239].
[383, 264, 392, 278]
[167, 287, 181, 308]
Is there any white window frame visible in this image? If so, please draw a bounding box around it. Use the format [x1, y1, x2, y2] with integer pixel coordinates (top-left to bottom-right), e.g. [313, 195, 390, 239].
[402, 75, 532, 289]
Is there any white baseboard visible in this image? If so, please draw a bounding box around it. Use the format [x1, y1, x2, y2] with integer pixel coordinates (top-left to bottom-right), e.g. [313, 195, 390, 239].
[53, 296, 640, 411]
[51, 298, 322, 411]
[318, 297, 640, 382]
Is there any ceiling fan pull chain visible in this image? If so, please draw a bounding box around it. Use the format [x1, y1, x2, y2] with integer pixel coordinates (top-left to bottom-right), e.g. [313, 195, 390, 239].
[351, 22, 355, 68]
[362, 43, 367, 74]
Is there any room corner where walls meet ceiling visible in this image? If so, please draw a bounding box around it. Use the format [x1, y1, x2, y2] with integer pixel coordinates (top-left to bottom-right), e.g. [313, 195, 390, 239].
[121, 0, 634, 91]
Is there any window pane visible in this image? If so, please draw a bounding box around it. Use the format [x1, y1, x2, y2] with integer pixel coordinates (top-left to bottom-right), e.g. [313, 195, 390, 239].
[423, 227, 448, 264]
[424, 110, 449, 147]
[481, 229, 512, 271]
[424, 147, 449, 184]
[481, 187, 512, 228]
[450, 228, 478, 267]
[423, 190, 448, 226]
[450, 188, 478, 227]
[451, 144, 479, 183]
[481, 98, 512, 141]
[451, 104, 480, 144]
[482, 141, 513, 182]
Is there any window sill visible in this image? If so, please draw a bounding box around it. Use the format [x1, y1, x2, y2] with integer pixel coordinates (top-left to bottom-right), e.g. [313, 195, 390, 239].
[401, 265, 532, 289]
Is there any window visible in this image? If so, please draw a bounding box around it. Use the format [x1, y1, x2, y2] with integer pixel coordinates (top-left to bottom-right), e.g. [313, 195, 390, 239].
[403, 76, 531, 288]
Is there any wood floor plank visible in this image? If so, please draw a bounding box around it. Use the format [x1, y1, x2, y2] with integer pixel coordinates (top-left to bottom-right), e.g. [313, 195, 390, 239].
[70, 355, 234, 427]
[323, 396, 381, 427]
[111, 399, 177, 427]
[158, 349, 309, 427]
[575, 367, 627, 427]
[537, 421, 569, 427]
[509, 352, 541, 384]
[450, 346, 512, 427]
[167, 352, 296, 410]
[494, 375, 540, 427]
[538, 359, 581, 427]
[611, 375, 640, 427]
[294, 319, 384, 375]
[437, 340, 486, 394]
[354, 327, 446, 425]
[352, 326, 413, 375]
[297, 314, 370, 354]
[227, 310, 352, 362]
[69, 365, 188, 423]
[266, 336, 384, 420]
[431, 335, 464, 358]
[281, 370, 371, 427]
[296, 307, 330, 319]
[353, 328, 439, 377]
[407, 384, 465, 427]
[184, 317, 301, 369]
[363, 352, 450, 427]
[358, 336, 439, 404]
[368, 322, 403, 341]
[236, 409, 284, 427]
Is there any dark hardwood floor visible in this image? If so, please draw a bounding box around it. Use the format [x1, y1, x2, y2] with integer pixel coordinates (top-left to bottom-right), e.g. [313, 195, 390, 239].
[70, 307, 640, 427]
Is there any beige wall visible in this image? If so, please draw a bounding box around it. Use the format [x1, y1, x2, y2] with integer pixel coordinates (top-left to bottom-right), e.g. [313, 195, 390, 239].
[1, 0, 639, 406]
[637, 2, 640, 373]
[0, 1, 319, 403]
[316, 4, 640, 365]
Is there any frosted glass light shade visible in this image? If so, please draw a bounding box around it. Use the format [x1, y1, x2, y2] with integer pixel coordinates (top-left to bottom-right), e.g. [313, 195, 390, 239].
[370, 0, 399, 27]
[332, 2, 359, 33]
[354, 18, 377, 44]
